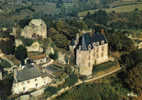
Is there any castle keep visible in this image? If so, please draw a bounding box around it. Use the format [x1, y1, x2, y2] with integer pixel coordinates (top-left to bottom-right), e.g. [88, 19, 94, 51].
[21, 19, 47, 39]
[76, 32, 109, 76]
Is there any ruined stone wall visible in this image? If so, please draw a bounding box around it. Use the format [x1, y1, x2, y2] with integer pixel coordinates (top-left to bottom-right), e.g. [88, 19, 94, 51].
[21, 19, 47, 39]
[26, 42, 43, 52]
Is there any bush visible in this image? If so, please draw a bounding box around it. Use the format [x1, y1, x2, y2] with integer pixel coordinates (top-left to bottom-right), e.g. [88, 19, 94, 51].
[15, 45, 27, 63]
[0, 59, 11, 68]
[44, 86, 59, 97]
[49, 52, 58, 60]
[20, 37, 33, 46]
[64, 73, 78, 87]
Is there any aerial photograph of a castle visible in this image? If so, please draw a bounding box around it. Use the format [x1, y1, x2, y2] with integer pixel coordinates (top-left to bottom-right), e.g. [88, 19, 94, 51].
[0, 0, 142, 100]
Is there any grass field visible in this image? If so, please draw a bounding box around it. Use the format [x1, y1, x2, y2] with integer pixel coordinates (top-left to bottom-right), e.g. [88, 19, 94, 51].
[78, 3, 142, 17]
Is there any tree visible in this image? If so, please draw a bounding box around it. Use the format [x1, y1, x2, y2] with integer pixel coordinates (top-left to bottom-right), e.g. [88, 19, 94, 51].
[64, 73, 78, 87]
[20, 37, 33, 46]
[52, 34, 70, 49]
[125, 63, 142, 94]
[56, 20, 67, 32]
[49, 52, 58, 60]
[105, 31, 135, 52]
[48, 28, 59, 37]
[44, 86, 59, 97]
[15, 45, 27, 63]
[92, 10, 109, 25]
[0, 35, 15, 55]
[18, 17, 31, 28]
[56, 0, 63, 8]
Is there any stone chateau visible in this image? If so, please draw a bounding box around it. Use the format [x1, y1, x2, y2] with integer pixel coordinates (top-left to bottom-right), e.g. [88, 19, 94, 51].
[73, 30, 109, 76]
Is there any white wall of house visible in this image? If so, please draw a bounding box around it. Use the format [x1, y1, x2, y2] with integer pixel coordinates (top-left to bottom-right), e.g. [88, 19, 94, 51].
[12, 76, 52, 94]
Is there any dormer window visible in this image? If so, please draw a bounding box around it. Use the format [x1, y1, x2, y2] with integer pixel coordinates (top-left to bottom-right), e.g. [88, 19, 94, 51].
[101, 40, 104, 45]
[93, 42, 96, 47]
[88, 44, 91, 50]
[79, 45, 81, 50]
[97, 42, 99, 46]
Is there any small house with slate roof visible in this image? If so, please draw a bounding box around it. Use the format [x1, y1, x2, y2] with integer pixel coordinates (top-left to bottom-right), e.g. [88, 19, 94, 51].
[12, 64, 53, 94]
[75, 31, 109, 76]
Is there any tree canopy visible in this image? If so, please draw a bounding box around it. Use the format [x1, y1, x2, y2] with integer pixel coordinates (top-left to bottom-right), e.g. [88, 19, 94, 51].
[15, 45, 27, 63]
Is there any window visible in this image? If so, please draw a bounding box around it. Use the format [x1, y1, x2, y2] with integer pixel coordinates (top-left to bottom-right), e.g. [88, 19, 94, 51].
[88, 44, 91, 50]
[96, 54, 99, 58]
[35, 83, 38, 87]
[101, 53, 104, 57]
[96, 47, 99, 52]
[32, 33, 36, 38]
[88, 62, 90, 67]
[27, 80, 30, 84]
[23, 87, 25, 91]
[93, 42, 96, 47]
[101, 40, 104, 45]
[102, 46, 104, 51]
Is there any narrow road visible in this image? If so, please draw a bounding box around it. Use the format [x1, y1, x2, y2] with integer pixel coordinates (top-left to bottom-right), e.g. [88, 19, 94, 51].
[42, 59, 54, 67]
[47, 67, 121, 100]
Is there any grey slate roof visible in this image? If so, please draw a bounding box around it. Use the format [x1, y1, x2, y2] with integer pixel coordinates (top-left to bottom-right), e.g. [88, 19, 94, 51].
[16, 65, 41, 82]
[78, 32, 107, 50]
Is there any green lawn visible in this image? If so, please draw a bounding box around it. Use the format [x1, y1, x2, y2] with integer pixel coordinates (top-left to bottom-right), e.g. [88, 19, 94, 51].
[93, 61, 117, 74]
[78, 3, 142, 17]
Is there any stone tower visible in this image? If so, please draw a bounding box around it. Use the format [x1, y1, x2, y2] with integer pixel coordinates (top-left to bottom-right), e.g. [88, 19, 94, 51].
[76, 32, 109, 76]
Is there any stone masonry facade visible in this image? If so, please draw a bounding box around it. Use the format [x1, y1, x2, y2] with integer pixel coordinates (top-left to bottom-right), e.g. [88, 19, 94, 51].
[75, 31, 109, 76]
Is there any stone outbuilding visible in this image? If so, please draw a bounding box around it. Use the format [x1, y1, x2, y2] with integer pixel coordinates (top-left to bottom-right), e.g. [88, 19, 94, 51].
[12, 64, 53, 94]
